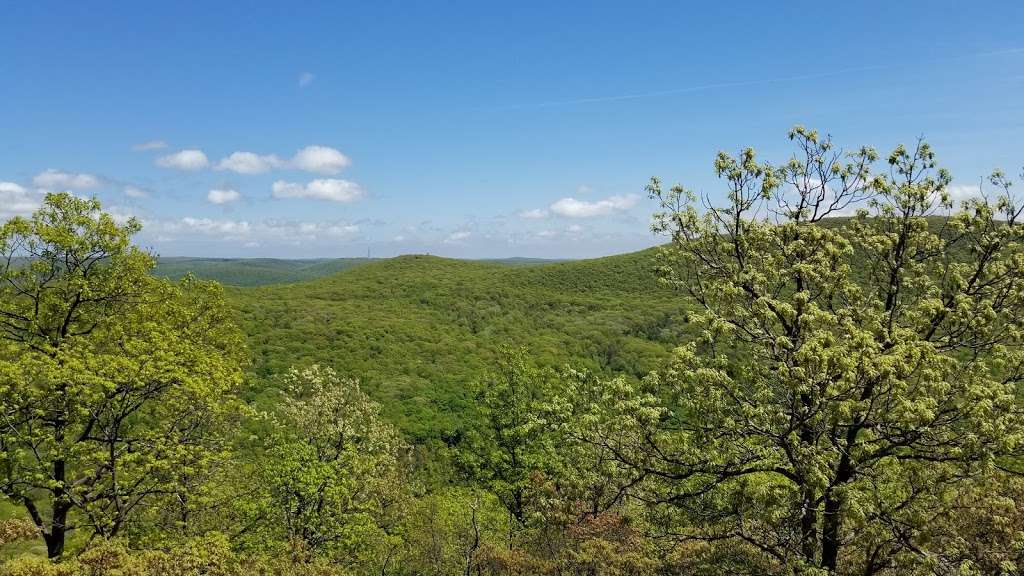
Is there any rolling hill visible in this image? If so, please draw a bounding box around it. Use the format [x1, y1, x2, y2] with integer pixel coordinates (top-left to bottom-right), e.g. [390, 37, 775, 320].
[225, 247, 691, 441]
[154, 256, 566, 286]
[153, 257, 379, 286]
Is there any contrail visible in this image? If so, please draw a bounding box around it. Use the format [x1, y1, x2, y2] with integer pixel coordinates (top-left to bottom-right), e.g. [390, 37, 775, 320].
[482, 47, 1024, 112]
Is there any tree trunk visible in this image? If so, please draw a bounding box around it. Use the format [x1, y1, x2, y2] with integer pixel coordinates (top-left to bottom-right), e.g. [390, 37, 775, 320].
[799, 484, 818, 563]
[44, 528, 65, 559]
[797, 412, 818, 564]
[821, 494, 842, 572]
[47, 458, 69, 558]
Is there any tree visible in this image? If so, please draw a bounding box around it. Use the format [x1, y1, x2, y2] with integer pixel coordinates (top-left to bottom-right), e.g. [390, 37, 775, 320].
[250, 365, 407, 568]
[564, 129, 1024, 573]
[461, 348, 560, 539]
[0, 193, 246, 558]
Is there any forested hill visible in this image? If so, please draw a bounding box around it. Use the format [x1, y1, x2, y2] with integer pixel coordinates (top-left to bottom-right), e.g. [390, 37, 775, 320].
[153, 257, 376, 286]
[226, 247, 690, 441]
[154, 256, 565, 286]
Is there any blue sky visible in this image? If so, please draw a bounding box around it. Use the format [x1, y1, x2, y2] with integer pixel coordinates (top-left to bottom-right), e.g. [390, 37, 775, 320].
[2, 1, 1022, 258]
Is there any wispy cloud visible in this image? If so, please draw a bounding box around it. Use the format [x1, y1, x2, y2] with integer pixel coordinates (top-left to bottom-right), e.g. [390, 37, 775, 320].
[124, 185, 149, 198]
[144, 216, 362, 244]
[486, 47, 1024, 111]
[132, 140, 167, 151]
[299, 72, 315, 88]
[444, 230, 472, 243]
[518, 208, 549, 219]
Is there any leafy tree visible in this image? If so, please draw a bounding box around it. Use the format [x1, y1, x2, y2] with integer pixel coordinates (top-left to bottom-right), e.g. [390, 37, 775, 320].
[461, 348, 561, 541]
[565, 129, 1024, 573]
[250, 365, 407, 568]
[0, 193, 246, 558]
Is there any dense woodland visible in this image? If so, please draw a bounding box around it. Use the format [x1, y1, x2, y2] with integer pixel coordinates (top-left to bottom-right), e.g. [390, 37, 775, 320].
[2, 128, 1023, 575]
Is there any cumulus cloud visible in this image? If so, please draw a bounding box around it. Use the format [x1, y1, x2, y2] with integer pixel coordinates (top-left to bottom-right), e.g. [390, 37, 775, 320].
[289, 145, 351, 174]
[133, 140, 167, 151]
[549, 194, 639, 218]
[156, 149, 209, 171]
[215, 145, 351, 175]
[124, 185, 148, 198]
[216, 152, 283, 174]
[299, 72, 315, 87]
[32, 169, 103, 190]
[272, 179, 365, 203]
[0, 182, 42, 219]
[518, 208, 549, 219]
[207, 189, 242, 204]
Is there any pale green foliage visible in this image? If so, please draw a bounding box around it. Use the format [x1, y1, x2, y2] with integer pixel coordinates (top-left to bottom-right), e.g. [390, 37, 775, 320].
[0, 193, 247, 558]
[461, 348, 561, 529]
[562, 130, 1024, 573]
[398, 488, 510, 576]
[0, 533, 355, 576]
[245, 365, 407, 569]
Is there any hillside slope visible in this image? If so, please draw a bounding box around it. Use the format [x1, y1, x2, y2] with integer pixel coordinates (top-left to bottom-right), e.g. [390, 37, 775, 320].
[154, 257, 378, 286]
[227, 247, 690, 440]
[155, 256, 565, 286]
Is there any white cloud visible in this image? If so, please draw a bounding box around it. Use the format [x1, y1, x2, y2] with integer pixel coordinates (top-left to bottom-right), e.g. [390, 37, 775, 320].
[0, 182, 42, 219]
[124, 185, 148, 198]
[32, 169, 103, 190]
[156, 149, 209, 171]
[272, 179, 365, 203]
[947, 184, 982, 205]
[519, 208, 549, 219]
[165, 217, 252, 237]
[133, 140, 167, 151]
[215, 145, 351, 175]
[104, 205, 139, 225]
[145, 217, 361, 244]
[299, 72, 315, 87]
[325, 224, 360, 237]
[215, 152, 283, 174]
[207, 189, 242, 204]
[289, 145, 351, 174]
[444, 231, 472, 243]
[549, 194, 639, 218]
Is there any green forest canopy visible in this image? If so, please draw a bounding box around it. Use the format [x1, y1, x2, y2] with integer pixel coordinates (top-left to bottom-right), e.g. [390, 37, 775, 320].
[2, 129, 1023, 575]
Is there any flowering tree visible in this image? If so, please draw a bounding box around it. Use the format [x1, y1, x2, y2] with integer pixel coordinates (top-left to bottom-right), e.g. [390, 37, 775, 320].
[562, 129, 1024, 573]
